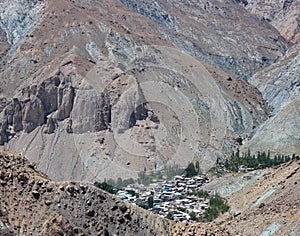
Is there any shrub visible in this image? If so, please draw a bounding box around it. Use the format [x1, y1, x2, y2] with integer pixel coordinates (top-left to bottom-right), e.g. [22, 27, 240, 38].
[203, 194, 229, 222]
[94, 181, 116, 194]
[192, 190, 209, 199]
[185, 162, 197, 177]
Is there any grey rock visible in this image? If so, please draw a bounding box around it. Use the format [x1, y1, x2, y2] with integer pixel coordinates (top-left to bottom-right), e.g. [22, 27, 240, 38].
[3, 98, 23, 133]
[119, 203, 127, 213]
[57, 81, 75, 121]
[0, 73, 77, 142]
[250, 45, 300, 112]
[245, 0, 300, 43]
[66, 184, 75, 193]
[119, 0, 177, 30]
[118, 0, 289, 80]
[37, 76, 60, 116]
[95, 92, 111, 131]
[31, 190, 40, 200]
[71, 88, 111, 134]
[44, 117, 56, 134]
[245, 44, 300, 154]
[86, 209, 95, 217]
[44, 199, 52, 206]
[12, 99, 23, 132]
[66, 119, 73, 133]
[22, 98, 45, 133]
[0, 0, 45, 46]
[0, 120, 8, 145]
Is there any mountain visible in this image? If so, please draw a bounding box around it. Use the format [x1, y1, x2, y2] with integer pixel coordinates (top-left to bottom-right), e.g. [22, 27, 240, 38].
[0, 0, 299, 184]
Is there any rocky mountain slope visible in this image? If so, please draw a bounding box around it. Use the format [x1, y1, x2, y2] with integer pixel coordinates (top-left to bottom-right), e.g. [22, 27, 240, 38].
[1, 150, 299, 235]
[245, 43, 300, 154]
[244, 0, 300, 43]
[225, 158, 300, 236]
[205, 155, 300, 236]
[0, 149, 172, 235]
[0, 0, 299, 183]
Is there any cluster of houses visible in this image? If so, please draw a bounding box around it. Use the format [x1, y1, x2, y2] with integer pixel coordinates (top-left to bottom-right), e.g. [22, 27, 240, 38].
[116, 174, 211, 222]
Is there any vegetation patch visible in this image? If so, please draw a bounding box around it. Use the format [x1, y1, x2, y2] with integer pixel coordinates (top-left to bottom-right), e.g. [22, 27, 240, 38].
[215, 150, 293, 174]
[202, 194, 229, 222]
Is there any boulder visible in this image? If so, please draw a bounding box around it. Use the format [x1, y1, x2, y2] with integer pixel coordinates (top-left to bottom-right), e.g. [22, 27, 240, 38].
[44, 117, 56, 134]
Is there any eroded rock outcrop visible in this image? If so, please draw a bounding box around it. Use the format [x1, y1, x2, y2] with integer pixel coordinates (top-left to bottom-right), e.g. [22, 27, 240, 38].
[0, 72, 76, 144]
[244, 44, 300, 154]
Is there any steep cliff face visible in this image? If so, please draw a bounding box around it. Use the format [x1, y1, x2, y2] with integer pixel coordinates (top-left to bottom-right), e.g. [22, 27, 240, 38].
[249, 44, 300, 113]
[0, 28, 9, 58]
[236, 0, 300, 155]
[0, 72, 75, 145]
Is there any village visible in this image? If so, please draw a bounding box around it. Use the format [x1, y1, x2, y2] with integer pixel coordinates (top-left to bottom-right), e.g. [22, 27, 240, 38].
[116, 174, 211, 222]
[102, 151, 289, 222]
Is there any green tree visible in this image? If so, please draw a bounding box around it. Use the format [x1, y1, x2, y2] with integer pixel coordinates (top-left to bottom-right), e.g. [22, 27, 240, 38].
[285, 156, 291, 162]
[189, 211, 198, 221]
[203, 207, 218, 222]
[94, 181, 116, 194]
[192, 190, 209, 199]
[165, 164, 184, 179]
[136, 200, 149, 209]
[203, 194, 229, 222]
[166, 212, 173, 220]
[148, 196, 154, 208]
[185, 162, 197, 177]
[195, 160, 201, 174]
[224, 159, 229, 169]
[116, 177, 123, 188]
[122, 178, 134, 187]
[235, 149, 240, 158]
[247, 149, 251, 158]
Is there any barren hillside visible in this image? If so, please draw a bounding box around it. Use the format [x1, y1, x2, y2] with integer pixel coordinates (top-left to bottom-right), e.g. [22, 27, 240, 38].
[0, 150, 173, 235]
